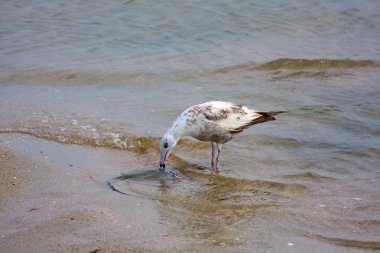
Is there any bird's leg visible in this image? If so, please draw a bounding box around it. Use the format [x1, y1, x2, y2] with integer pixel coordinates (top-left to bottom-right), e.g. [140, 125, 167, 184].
[215, 143, 222, 171]
[211, 142, 215, 169]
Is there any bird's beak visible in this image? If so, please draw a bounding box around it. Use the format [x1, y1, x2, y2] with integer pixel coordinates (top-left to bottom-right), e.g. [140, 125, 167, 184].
[159, 150, 168, 171]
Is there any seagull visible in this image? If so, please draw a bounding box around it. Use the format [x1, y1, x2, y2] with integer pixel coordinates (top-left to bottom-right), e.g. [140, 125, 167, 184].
[159, 101, 285, 171]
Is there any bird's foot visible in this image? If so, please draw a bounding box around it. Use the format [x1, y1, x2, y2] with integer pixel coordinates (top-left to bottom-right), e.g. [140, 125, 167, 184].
[211, 166, 219, 175]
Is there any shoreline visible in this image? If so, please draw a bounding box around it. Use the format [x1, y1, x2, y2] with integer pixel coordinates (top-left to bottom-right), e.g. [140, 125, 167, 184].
[0, 134, 192, 253]
[1, 133, 379, 253]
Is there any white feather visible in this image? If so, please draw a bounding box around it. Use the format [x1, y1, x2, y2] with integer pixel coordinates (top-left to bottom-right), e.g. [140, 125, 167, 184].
[194, 101, 261, 131]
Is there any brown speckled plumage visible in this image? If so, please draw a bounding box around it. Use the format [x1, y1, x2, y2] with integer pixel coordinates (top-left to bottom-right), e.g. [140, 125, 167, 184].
[159, 101, 285, 170]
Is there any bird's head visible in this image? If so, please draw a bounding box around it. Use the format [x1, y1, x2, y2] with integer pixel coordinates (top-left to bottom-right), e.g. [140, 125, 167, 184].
[159, 133, 177, 171]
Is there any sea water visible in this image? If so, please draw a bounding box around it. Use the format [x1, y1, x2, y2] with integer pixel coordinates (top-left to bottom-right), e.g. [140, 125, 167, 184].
[1, 1, 379, 252]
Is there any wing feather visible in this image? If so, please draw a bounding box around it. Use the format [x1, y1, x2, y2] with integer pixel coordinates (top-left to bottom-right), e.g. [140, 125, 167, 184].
[196, 101, 285, 134]
[185, 101, 285, 136]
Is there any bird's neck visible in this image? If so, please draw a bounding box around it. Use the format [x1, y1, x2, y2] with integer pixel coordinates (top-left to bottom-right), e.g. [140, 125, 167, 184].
[165, 115, 188, 143]
[166, 126, 183, 143]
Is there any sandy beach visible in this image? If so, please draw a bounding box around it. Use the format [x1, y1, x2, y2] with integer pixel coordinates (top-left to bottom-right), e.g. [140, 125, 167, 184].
[0, 134, 194, 253]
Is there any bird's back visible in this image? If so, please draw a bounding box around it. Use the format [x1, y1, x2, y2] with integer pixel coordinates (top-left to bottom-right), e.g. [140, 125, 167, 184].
[179, 101, 264, 142]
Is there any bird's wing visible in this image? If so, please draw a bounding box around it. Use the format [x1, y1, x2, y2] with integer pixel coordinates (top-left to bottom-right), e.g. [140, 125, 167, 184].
[213, 110, 262, 133]
[198, 101, 262, 133]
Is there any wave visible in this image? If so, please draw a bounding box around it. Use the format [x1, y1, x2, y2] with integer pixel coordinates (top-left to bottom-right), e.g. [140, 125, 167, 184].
[310, 234, 380, 250]
[216, 58, 380, 73]
[256, 58, 380, 70]
[2, 58, 378, 85]
[0, 128, 210, 154]
[0, 128, 159, 153]
[0, 68, 154, 85]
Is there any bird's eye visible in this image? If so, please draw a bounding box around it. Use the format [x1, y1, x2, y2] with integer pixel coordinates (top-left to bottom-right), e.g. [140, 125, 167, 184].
[163, 142, 168, 148]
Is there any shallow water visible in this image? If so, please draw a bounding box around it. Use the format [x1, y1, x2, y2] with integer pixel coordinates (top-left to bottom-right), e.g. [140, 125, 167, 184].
[1, 0, 380, 252]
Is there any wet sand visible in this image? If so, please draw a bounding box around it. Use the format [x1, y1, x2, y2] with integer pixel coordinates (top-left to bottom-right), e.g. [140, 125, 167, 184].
[0, 134, 195, 253]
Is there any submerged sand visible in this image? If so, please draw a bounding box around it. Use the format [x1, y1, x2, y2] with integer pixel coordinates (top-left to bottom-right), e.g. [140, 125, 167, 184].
[1, 134, 379, 253]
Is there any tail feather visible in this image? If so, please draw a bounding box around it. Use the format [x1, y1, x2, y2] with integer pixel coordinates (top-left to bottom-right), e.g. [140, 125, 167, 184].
[256, 111, 286, 117]
[230, 110, 286, 133]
